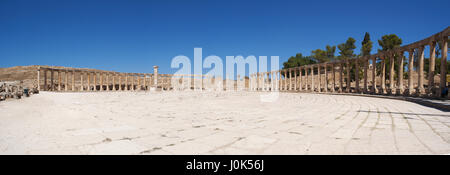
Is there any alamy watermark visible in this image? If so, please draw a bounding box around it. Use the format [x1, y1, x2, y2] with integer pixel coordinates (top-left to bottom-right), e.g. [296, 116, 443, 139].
[170, 48, 280, 101]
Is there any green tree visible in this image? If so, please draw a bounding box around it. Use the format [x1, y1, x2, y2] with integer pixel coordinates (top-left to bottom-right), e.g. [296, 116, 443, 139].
[311, 49, 329, 63]
[377, 34, 402, 83]
[338, 37, 356, 83]
[361, 32, 372, 56]
[378, 34, 402, 52]
[338, 37, 356, 59]
[282, 53, 316, 77]
[326, 45, 336, 60]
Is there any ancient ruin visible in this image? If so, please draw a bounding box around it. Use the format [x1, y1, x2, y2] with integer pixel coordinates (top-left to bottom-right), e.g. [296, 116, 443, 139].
[34, 27, 449, 99]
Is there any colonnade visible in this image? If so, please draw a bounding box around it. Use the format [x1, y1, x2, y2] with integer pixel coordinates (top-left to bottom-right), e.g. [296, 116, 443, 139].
[250, 27, 449, 97]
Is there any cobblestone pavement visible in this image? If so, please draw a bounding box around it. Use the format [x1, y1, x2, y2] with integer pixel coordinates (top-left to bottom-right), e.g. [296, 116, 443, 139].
[0, 91, 449, 155]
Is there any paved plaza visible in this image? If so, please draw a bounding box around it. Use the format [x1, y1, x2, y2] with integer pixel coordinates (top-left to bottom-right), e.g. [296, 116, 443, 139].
[0, 91, 449, 154]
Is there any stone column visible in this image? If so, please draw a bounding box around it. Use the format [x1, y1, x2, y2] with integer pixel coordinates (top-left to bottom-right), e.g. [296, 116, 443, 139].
[100, 72, 103, 91]
[144, 74, 147, 91]
[88, 72, 91, 91]
[119, 74, 122, 91]
[125, 74, 128, 91]
[65, 70, 68, 91]
[278, 71, 281, 91]
[428, 41, 436, 95]
[408, 50, 414, 95]
[71, 70, 75, 91]
[324, 64, 328, 92]
[288, 69, 292, 91]
[80, 72, 84, 91]
[339, 63, 343, 92]
[299, 67, 303, 91]
[50, 69, 54, 91]
[311, 66, 314, 92]
[153, 66, 159, 88]
[294, 69, 297, 91]
[346, 60, 350, 93]
[398, 51, 404, 94]
[106, 73, 110, 91]
[37, 67, 41, 91]
[93, 72, 97, 91]
[131, 74, 135, 91]
[284, 70, 287, 91]
[305, 68, 308, 90]
[271, 72, 275, 91]
[381, 58, 386, 94]
[417, 46, 425, 94]
[372, 57, 377, 93]
[317, 65, 321, 92]
[43, 69, 47, 91]
[355, 59, 359, 93]
[364, 58, 368, 93]
[389, 53, 395, 94]
[58, 70, 61, 91]
[332, 64, 336, 92]
[440, 38, 448, 97]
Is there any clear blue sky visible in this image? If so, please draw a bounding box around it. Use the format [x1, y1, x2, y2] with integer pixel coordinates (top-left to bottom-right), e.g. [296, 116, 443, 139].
[1, 0, 449, 74]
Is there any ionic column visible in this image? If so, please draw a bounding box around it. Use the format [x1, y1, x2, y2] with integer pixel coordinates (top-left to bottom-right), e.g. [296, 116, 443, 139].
[346, 60, 350, 93]
[339, 63, 343, 92]
[408, 50, 414, 95]
[125, 74, 128, 91]
[332, 64, 336, 92]
[311, 66, 315, 92]
[372, 57, 377, 93]
[381, 57, 386, 94]
[106, 73, 110, 91]
[153, 66, 159, 88]
[43, 69, 47, 91]
[58, 70, 61, 91]
[299, 67, 303, 91]
[50, 69, 54, 91]
[119, 74, 123, 91]
[288, 69, 292, 91]
[284, 70, 287, 91]
[139, 74, 143, 91]
[88, 72, 91, 91]
[93, 72, 97, 91]
[80, 72, 84, 91]
[440, 38, 448, 97]
[111, 73, 115, 91]
[428, 41, 436, 95]
[143, 74, 147, 91]
[71, 70, 75, 91]
[417, 46, 425, 94]
[364, 58, 368, 93]
[278, 71, 281, 91]
[317, 65, 321, 92]
[398, 51, 404, 94]
[387, 54, 394, 94]
[100, 72, 103, 91]
[132, 74, 136, 91]
[355, 59, 359, 93]
[324, 64, 328, 92]
[255, 73, 258, 91]
[65, 70, 68, 91]
[37, 67, 41, 91]
[304, 66, 309, 91]
[271, 72, 275, 91]
[294, 69, 297, 91]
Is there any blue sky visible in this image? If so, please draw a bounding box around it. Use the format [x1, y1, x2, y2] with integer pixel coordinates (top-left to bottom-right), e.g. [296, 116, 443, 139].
[0, 0, 449, 74]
